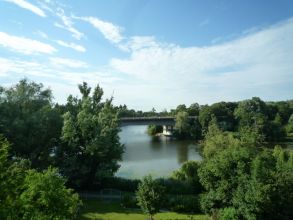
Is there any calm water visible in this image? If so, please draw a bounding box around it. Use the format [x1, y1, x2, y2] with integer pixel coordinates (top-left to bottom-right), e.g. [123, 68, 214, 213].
[116, 125, 202, 179]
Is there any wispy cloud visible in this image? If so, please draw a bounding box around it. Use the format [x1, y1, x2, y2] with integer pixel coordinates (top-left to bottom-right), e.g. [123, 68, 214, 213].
[74, 15, 123, 43]
[199, 18, 210, 27]
[55, 8, 84, 40]
[56, 40, 86, 52]
[110, 18, 293, 108]
[118, 36, 159, 52]
[34, 30, 48, 39]
[0, 31, 56, 54]
[5, 0, 46, 17]
[50, 57, 88, 68]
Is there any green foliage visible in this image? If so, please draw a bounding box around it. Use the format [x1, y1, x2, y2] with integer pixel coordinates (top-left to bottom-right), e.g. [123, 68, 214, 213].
[166, 195, 201, 213]
[0, 79, 62, 168]
[234, 97, 286, 141]
[121, 193, 138, 208]
[100, 177, 140, 192]
[19, 167, 81, 220]
[174, 111, 202, 140]
[0, 137, 81, 220]
[198, 143, 293, 220]
[172, 160, 203, 193]
[136, 175, 165, 219]
[202, 122, 241, 159]
[199, 102, 237, 134]
[286, 113, 293, 134]
[59, 82, 124, 188]
[218, 207, 239, 220]
[147, 125, 163, 136]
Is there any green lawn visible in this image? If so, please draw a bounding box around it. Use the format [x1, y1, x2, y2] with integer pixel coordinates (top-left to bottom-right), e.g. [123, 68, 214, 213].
[79, 199, 208, 220]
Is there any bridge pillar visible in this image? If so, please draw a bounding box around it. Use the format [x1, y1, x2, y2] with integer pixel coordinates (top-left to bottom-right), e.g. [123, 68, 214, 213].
[163, 125, 174, 136]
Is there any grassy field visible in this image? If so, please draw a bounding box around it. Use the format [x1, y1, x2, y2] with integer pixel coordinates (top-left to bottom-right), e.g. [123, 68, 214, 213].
[79, 199, 208, 220]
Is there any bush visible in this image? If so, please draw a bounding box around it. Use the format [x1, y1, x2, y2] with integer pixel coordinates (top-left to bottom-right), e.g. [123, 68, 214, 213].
[121, 193, 138, 208]
[156, 178, 193, 195]
[166, 195, 201, 213]
[100, 177, 140, 192]
[218, 207, 239, 220]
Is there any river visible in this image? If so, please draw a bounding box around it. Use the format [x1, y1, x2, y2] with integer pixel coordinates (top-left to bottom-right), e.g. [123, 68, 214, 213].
[116, 125, 202, 179]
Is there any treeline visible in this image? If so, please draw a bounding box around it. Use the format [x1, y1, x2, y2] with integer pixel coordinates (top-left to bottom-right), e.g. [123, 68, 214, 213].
[121, 98, 293, 141]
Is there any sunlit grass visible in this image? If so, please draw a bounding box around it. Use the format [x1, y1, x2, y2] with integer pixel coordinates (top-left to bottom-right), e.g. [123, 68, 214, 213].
[79, 199, 208, 220]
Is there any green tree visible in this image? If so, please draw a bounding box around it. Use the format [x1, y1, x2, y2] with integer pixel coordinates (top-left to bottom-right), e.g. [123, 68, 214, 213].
[199, 142, 293, 220]
[202, 120, 241, 159]
[19, 167, 81, 220]
[0, 137, 81, 220]
[59, 82, 124, 187]
[286, 113, 293, 134]
[0, 79, 62, 168]
[136, 175, 165, 220]
[172, 160, 203, 193]
[233, 97, 282, 141]
[187, 103, 200, 116]
[147, 125, 163, 136]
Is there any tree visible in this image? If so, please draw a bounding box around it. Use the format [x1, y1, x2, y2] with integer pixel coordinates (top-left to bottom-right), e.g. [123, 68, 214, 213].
[187, 103, 200, 116]
[0, 137, 81, 219]
[147, 125, 163, 136]
[234, 97, 270, 140]
[286, 113, 293, 134]
[0, 79, 63, 168]
[59, 82, 124, 188]
[202, 120, 241, 159]
[136, 175, 165, 220]
[172, 160, 203, 193]
[198, 143, 293, 220]
[19, 167, 81, 220]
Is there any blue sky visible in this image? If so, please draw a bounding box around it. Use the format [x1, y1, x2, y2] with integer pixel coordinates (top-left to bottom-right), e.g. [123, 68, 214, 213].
[0, 0, 293, 110]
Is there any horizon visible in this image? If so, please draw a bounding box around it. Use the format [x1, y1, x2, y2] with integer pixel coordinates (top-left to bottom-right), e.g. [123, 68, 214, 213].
[1, 0, 293, 111]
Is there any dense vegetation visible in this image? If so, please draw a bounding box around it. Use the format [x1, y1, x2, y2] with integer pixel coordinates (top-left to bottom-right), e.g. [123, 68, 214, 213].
[0, 79, 123, 218]
[0, 79, 292, 219]
[119, 97, 293, 141]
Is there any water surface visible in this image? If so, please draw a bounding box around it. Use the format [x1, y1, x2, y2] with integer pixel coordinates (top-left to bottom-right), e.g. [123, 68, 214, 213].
[116, 125, 202, 179]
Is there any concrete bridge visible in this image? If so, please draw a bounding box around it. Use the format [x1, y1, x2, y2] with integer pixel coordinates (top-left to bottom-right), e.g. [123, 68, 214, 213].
[119, 116, 197, 136]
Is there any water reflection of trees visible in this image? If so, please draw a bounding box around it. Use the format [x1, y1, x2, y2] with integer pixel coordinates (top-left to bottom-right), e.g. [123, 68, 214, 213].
[176, 142, 189, 164]
[150, 136, 163, 151]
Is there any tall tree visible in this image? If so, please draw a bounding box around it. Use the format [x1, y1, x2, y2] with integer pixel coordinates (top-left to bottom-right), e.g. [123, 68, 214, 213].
[59, 82, 124, 188]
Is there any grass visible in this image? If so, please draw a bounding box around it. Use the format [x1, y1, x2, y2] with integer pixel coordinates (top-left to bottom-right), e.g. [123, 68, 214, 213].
[79, 199, 208, 220]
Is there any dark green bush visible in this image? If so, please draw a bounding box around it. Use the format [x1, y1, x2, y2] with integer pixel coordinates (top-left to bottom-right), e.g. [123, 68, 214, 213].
[165, 195, 201, 213]
[121, 193, 138, 208]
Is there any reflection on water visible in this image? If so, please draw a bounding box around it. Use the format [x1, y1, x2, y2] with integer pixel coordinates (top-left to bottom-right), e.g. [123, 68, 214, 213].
[116, 125, 202, 179]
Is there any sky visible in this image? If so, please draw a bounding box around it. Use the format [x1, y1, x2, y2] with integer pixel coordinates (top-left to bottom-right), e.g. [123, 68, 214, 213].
[0, 0, 293, 111]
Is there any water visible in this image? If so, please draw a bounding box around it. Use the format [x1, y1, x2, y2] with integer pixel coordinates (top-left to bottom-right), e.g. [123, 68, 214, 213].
[116, 125, 202, 179]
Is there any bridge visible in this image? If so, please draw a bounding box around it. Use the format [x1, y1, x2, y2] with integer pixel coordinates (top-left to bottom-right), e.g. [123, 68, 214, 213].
[119, 116, 198, 136]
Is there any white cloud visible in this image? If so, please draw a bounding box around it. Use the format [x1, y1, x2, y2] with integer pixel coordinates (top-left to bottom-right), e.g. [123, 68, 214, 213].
[34, 30, 48, 39]
[110, 18, 293, 108]
[118, 36, 159, 52]
[56, 40, 86, 52]
[50, 57, 88, 68]
[74, 15, 123, 43]
[55, 8, 84, 40]
[0, 32, 57, 54]
[6, 0, 46, 17]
